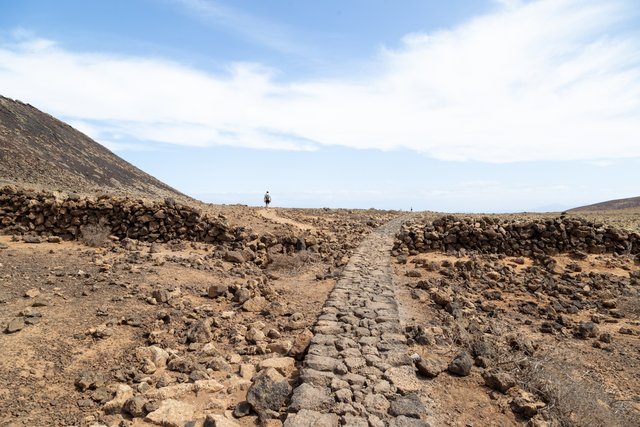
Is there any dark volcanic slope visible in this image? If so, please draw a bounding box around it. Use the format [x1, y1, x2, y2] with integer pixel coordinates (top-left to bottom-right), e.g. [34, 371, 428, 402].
[0, 95, 185, 199]
[570, 196, 640, 211]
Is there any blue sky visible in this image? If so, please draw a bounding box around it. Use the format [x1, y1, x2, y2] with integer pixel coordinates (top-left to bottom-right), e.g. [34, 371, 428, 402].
[1, 0, 639, 212]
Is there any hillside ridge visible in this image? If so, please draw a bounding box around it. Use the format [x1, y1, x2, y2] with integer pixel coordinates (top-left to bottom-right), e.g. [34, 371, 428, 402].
[0, 95, 186, 200]
[570, 195, 640, 212]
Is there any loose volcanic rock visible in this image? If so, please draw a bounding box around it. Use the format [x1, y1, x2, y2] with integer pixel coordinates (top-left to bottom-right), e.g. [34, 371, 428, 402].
[4, 317, 25, 334]
[246, 368, 292, 417]
[284, 409, 340, 427]
[289, 383, 334, 412]
[258, 357, 296, 376]
[145, 399, 196, 427]
[482, 370, 516, 393]
[447, 352, 473, 377]
[389, 394, 428, 418]
[103, 384, 134, 415]
[124, 396, 149, 418]
[414, 358, 445, 378]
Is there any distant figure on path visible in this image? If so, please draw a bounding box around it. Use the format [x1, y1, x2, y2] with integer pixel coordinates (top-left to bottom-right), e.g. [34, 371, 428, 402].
[264, 191, 271, 208]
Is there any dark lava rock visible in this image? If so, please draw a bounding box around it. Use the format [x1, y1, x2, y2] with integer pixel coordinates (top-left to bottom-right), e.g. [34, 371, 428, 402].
[447, 351, 473, 377]
[389, 393, 428, 418]
[246, 368, 292, 418]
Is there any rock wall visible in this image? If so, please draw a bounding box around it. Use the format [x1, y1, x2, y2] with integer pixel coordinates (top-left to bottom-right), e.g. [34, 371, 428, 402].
[0, 186, 356, 267]
[394, 215, 639, 257]
[0, 185, 235, 243]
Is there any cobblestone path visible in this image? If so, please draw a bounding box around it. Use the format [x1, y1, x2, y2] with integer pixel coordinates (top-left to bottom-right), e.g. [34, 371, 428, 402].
[284, 217, 429, 427]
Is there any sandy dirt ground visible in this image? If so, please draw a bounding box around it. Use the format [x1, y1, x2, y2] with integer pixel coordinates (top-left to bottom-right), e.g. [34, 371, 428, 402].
[0, 207, 638, 427]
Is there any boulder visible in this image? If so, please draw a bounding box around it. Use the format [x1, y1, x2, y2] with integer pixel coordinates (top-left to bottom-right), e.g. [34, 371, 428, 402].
[447, 352, 473, 376]
[246, 368, 291, 417]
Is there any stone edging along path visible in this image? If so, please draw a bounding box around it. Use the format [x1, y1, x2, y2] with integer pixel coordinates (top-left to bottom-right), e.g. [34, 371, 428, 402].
[284, 216, 430, 427]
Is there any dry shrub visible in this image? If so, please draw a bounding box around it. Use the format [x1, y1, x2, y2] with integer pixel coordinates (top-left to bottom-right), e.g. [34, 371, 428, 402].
[267, 250, 319, 275]
[80, 218, 111, 247]
[517, 350, 637, 426]
[619, 295, 640, 317]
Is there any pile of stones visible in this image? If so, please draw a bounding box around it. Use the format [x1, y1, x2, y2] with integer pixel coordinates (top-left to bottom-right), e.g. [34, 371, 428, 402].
[394, 215, 639, 258]
[0, 186, 311, 258]
[0, 185, 232, 243]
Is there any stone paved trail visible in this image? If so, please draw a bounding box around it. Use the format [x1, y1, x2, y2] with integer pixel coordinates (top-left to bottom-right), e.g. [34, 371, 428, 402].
[284, 216, 429, 427]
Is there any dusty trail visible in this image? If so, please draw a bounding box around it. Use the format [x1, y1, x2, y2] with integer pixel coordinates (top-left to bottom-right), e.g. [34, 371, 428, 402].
[284, 216, 428, 427]
[258, 208, 317, 232]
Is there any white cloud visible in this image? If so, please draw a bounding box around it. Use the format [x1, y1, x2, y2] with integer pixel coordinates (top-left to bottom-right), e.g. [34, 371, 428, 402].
[0, 0, 639, 162]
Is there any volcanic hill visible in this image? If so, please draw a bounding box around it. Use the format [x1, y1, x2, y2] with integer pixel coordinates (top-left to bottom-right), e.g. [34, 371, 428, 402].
[0, 95, 185, 200]
[570, 196, 640, 212]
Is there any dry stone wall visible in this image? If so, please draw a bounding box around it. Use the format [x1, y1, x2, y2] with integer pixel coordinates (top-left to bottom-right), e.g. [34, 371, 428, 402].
[394, 215, 639, 258]
[0, 185, 234, 243]
[0, 186, 362, 268]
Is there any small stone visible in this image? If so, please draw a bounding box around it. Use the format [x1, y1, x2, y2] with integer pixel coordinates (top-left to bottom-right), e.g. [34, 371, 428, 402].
[305, 355, 339, 372]
[103, 384, 134, 415]
[186, 319, 213, 343]
[290, 383, 334, 412]
[135, 346, 169, 368]
[24, 288, 41, 298]
[415, 358, 445, 378]
[575, 322, 599, 339]
[599, 332, 613, 343]
[364, 393, 390, 418]
[246, 327, 266, 343]
[447, 352, 473, 376]
[283, 409, 340, 427]
[152, 289, 170, 303]
[224, 251, 245, 264]
[243, 296, 268, 312]
[539, 322, 555, 334]
[482, 370, 516, 393]
[208, 284, 228, 298]
[124, 396, 148, 417]
[5, 317, 25, 333]
[259, 357, 296, 376]
[76, 398, 94, 408]
[240, 364, 256, 380]
[290, 328, 314, 358]
[431, 290, 451, 307]
[246, 368, 292, 417]
[335, 388, 353, 403]
[389, 394, 428, 418]
[234, 287, 252, 304]
[268, 340, 293, 355]
[232, 401, 252, 418]
[145, 399, 195, 426]
[384, 366, 422, 394]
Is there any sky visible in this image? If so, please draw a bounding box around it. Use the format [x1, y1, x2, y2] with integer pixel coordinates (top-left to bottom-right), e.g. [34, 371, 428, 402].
[1, 0, 639, 212]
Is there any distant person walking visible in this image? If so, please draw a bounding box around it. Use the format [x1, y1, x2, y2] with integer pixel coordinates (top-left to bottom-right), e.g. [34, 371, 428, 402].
[264, 191, 271, 208]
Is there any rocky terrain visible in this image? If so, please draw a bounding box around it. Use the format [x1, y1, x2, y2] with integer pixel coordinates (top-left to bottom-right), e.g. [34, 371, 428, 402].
[0, 96, 185, 200]
[2, 93, 638, 426]
[1, 200, 639, 426]
[393, 213, 640, 426]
